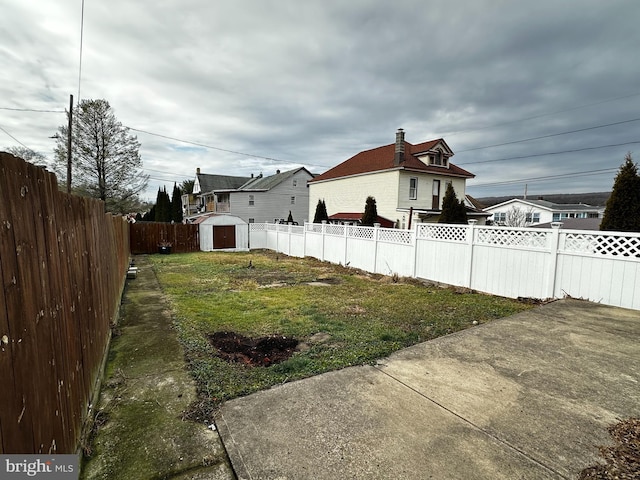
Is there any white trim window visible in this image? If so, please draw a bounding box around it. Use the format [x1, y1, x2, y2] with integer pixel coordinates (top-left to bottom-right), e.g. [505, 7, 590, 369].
[409, 177, 418, 200]
[291, 196, 296, 205]
[248, 194, 255, 206]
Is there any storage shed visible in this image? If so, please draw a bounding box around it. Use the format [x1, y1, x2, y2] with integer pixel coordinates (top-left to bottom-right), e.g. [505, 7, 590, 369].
[197, 214, 249, 251]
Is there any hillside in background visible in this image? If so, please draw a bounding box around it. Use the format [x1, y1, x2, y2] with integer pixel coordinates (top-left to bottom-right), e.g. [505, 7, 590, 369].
[476, 192, 611, 208]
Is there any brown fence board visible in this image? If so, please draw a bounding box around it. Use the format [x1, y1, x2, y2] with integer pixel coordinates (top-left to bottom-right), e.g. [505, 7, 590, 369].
[0, 152, 130, 454]
[130, 222, 199, 254]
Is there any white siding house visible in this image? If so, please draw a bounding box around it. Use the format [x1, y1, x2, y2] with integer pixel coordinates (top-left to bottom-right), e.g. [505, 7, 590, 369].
[308, 129, 477, 228]
[484, 198, 604, 227]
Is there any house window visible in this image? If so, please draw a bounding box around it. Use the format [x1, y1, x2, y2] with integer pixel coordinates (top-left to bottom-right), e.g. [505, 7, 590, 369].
[429, 150, 448, 167]
[494, 212, 506, 224]
[293, 180, 297, 187]
[248, 195, 254, 206]
[248, 218, 254, 223]
[291, 196, 296, 205]
[409, 177, 417, 200]
[552, 213, 560, 222]
[525, 213, 540, 224]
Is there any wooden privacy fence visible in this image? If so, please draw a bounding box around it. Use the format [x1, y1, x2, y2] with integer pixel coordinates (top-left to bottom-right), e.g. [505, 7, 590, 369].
[130, 222, 199, 254]
[0, 153, 130, 454]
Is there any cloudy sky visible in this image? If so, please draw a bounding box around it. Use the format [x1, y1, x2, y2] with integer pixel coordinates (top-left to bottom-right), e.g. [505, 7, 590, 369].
[2, 0, 640, 202]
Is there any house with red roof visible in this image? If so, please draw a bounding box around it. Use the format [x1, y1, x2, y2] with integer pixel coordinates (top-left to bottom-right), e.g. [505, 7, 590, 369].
[308, 129, 476, 228]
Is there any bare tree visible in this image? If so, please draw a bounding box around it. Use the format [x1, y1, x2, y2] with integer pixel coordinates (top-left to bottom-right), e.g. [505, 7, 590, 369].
[5, 146, 48, 168]
[53, 99, 148, 212]
[505, 206, 528, 227]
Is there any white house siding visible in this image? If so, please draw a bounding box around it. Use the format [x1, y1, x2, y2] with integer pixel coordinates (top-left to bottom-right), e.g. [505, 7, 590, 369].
[230, 170, 312, 224]
[397, 171, 466, 211]
[309, 170, 400, 223]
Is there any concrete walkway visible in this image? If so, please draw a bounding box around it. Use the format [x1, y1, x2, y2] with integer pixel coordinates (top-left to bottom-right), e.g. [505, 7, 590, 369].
[81, 256, 235, 480]
[215, 299, 640, 479]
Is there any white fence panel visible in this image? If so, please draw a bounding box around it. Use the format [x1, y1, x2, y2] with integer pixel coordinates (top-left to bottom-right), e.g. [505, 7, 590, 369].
[248, 222, 640, 310]
[345, 237, 376, 271]
[304, 231, 323, 259]
[554, 230, 640, 309]
[471, 244, 550, 299]
[376, 241, 414, 276]
[415, 239, 469, 286]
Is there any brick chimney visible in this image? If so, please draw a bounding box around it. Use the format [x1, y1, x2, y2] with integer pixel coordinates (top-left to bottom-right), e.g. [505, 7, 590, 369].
[394, 128, 405, 166]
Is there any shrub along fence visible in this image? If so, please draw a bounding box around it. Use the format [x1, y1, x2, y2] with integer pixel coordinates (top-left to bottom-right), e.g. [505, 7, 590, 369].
[0, 153, 130, 454]
[130, 222, 200, 254]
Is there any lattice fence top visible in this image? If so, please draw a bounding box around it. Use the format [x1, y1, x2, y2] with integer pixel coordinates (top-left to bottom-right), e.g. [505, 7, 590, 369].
[378, 228, 413, 244]
[249, 223, 267, 231]
[306, 223, 323, 233]
[325, 224, 345, 236]
[347, 225, 375, 239]
[563, 232, 640, 257]
[290, 225, 304, 235]
[476, 228, 548, 248]
[416, 224, 467, 242]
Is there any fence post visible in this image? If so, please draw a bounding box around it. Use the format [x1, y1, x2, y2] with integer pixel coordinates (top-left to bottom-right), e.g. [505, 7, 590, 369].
[466, 220, 477, 288]
[412, 223, 419, 279]
[302, 222, 307, 257]
[343, 224, 349, 266]
[373, 223, 380, 273]
[547, 222, 563, 299]
[321, 220, 327, 262]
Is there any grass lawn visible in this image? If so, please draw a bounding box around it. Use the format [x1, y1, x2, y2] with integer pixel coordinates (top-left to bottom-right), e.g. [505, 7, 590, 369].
[150, 250, 534, 414]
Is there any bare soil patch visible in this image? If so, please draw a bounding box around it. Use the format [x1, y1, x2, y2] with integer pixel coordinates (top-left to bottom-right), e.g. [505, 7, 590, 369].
[208, 332, 299, 367]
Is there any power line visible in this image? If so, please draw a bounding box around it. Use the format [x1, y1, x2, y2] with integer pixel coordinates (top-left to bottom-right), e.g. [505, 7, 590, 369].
[442, 91, 640, 137]
[0, 106, 65, 113]
[129, 126, 329, 170]
[470, 167, 618, 188]
[128, 127, 288, 162]
[457, 118, 640, 153]
[457, 141, 640, 166]
[0, 123, 36, 152]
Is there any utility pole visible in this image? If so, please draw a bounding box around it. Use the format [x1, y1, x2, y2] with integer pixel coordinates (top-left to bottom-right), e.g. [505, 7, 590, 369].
[66, 94, 73, 194]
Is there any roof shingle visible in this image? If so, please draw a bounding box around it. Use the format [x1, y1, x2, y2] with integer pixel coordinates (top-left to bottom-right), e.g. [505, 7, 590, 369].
[310, 139, 474, 183]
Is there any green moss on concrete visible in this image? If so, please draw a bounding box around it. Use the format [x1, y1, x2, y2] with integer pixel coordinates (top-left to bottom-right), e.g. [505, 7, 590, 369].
[81, 256, 234, 480]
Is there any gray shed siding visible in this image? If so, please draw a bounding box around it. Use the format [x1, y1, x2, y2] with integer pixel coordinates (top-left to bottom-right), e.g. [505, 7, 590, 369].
[228, 170, 311, 224]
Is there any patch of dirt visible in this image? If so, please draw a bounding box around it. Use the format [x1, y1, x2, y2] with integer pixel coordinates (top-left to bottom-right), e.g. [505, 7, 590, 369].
[208, 331, 298, 367]
[578, 417, 640, 479]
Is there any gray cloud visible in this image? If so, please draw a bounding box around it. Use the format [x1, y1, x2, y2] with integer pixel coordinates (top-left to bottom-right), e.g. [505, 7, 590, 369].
[2, 0, 640, 201]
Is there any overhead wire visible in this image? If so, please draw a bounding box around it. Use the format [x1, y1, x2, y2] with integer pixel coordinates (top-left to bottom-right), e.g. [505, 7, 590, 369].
[457, 141, 640, 166]
[456, 117, 640, 153]
[442, 91, 640, 137]
[470, 168, 618, 188]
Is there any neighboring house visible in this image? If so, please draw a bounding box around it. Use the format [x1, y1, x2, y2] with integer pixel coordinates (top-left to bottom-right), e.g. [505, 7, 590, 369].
[464, 195, 491, 225]
[308, 129, 475, 228]
[484, 198, 604, 227]
[192, 168, 251, 213]
[188, 167, 314, 224]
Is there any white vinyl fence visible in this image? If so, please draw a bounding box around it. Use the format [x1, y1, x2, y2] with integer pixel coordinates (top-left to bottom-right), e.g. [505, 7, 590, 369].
[249, 221, 640, 310]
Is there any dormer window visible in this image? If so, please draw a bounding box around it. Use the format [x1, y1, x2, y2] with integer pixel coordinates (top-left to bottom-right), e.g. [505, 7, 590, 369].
[430, 150, 447, 167]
